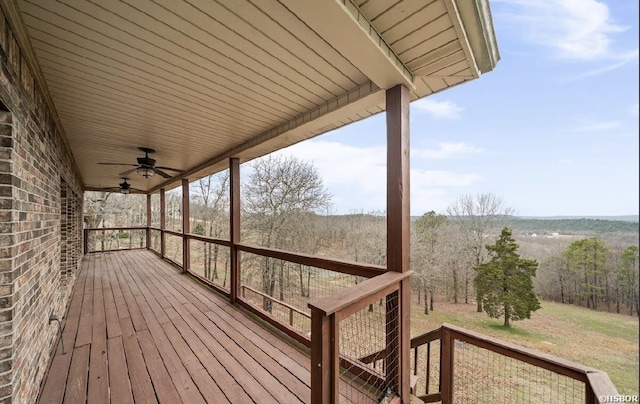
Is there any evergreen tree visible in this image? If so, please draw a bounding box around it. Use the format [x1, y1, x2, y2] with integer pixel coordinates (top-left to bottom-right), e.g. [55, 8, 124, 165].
[475, 227, 541, 327]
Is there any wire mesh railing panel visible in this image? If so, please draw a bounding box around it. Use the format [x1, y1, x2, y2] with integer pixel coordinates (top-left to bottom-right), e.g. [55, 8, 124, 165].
[189, 240, 230, 291]
[164, 233, 183, 266]
[239, 252, 363, 335]
[339, 292, 399, 403]
[150, 194, 160, 227]
[86, 229, 146, 252]
[150, 229, 161, 253]
[453, 338, 585, 403]
[412, 338, 442, 398]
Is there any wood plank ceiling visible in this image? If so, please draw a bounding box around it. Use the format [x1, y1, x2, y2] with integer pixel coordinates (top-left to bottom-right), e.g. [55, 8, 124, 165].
[8, 0, 499, 193]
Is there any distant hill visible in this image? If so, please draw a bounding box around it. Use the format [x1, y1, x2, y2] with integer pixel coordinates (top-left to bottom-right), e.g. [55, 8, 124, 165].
[503, 218, 638, 235]
[409, 215, 639, 235]
[518, 215, 639, 222]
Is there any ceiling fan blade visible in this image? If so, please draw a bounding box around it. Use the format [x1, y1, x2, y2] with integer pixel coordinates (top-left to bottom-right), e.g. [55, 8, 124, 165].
[153, 168, 172, 178]
[155, 166, 184, 172]
[98, 162, 138, 166]
[119, 167, 139, 176]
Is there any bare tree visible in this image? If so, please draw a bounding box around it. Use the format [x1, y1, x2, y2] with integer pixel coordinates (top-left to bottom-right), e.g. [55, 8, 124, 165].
[84, 191, 111, 228]
[84, 192, 147, 250]
[446, 193, 514, 312]
[243, 155, 331, 312]
[413, 211, 448, 314]
[192, 172, 229, 280]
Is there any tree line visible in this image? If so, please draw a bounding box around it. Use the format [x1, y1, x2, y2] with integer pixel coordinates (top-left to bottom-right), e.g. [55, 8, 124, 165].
[83, 155, 639, 320]
[536, 240, 639, 316]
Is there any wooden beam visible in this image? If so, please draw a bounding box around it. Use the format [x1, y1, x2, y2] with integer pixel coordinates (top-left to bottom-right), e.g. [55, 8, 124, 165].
[182, 179, 190, 273]
[159, 188, 166, 258]
[280, 0, 414, 90]
[386, 84, 410, 274]
[386, 84, 411, 402]
[229, 158, 240, 304]
[146, 194, 151, 250]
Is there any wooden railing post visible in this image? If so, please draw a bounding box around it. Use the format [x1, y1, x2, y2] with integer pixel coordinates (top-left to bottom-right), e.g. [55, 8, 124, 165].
[146, 193, 151, 249]
[229, 158, 240, 303]
[160, 188, 166, 258]
[182, 179, 190, 273]
[310, 309, 339, 404]
[440, 327, 454, 404]
[83, 228, 89, 254]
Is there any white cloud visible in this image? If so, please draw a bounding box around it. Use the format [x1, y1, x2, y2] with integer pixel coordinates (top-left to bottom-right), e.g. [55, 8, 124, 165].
[495, 0, 635, 62]
[568, 50, 639, 80]
[269, 140, 483, 214]
[631, 103, 639, 116]
[413, 142, 483, 159]
[574, 121, 621, 132]
[412, 99, 463, 119]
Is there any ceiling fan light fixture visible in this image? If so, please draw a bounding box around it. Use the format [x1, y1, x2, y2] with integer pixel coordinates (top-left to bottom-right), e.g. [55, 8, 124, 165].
[137, 166, 155, 178]
[119, 178, 132, 194]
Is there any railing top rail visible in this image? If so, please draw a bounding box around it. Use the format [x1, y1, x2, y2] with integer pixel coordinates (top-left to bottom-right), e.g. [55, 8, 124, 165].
[586, 370, 619, 396]
[441, 323, 603, 382]
[410, 327, 443, 348]
[308, 271, 412, 317]
[85, 226, 147, 231]
[163, 229, 183, 237]
[186, 233, 231, 247]
[237, 243, 387, 279]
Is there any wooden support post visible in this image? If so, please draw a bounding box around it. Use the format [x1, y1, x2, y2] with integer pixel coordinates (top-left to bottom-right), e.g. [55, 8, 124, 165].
[83, 228, 89, 254]
[182, 179, 190, 273]
[229, 158, 240, 303]
[160, 188, 166, 258]
[310, 310, 339, 404]
[146, 194, 151, 249]
[385, 84, 411, 401]
[440, 328, 454, 404]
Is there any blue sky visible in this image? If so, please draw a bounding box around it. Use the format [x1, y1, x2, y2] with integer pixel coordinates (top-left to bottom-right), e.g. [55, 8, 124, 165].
[275, 0, 639, 217]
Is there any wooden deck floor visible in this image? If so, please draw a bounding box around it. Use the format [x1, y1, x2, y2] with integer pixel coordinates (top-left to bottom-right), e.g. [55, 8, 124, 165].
[38, 250, 375, 403]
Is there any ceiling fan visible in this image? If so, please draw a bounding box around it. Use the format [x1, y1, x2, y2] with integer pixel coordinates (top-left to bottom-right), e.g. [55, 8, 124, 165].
[103, 178, 143, 194]
[98, 147, 183, 179]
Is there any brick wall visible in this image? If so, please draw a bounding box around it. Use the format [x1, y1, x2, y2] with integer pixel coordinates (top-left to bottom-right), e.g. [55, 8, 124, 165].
[0, 6, 83, 403]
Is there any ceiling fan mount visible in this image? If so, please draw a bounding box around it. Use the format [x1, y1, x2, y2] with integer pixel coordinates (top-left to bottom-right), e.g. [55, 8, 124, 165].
[136, 147, 156, 167]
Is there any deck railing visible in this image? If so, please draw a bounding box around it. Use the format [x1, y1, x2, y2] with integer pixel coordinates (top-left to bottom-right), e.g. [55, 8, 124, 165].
[83, 227, 147, 253]
[362, 323, 620, 404]
[308, 271, 412, 403]
[85, 230, 395, 343]
[84, 227, 620, 403]
[85, 226, 408, 401]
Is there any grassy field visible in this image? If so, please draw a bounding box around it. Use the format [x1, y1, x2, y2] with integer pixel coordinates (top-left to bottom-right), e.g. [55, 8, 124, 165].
[410, 299, 639, 395]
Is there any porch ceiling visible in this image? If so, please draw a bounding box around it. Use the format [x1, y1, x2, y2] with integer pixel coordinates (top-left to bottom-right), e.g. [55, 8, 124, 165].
[5, 0, 498, 193]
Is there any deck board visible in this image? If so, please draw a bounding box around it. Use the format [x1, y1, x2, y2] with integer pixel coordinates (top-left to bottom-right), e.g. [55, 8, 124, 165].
[37, 250, 377, 403]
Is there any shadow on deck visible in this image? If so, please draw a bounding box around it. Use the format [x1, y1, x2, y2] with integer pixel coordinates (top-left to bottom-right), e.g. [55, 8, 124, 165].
[38, 250, 374, 403]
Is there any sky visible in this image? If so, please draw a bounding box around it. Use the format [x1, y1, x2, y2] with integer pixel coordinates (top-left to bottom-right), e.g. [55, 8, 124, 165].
[274, 0, 640, 218]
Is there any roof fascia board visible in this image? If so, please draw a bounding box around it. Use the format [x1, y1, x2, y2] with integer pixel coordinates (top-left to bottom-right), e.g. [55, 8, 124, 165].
[453, 0, 500, 74]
